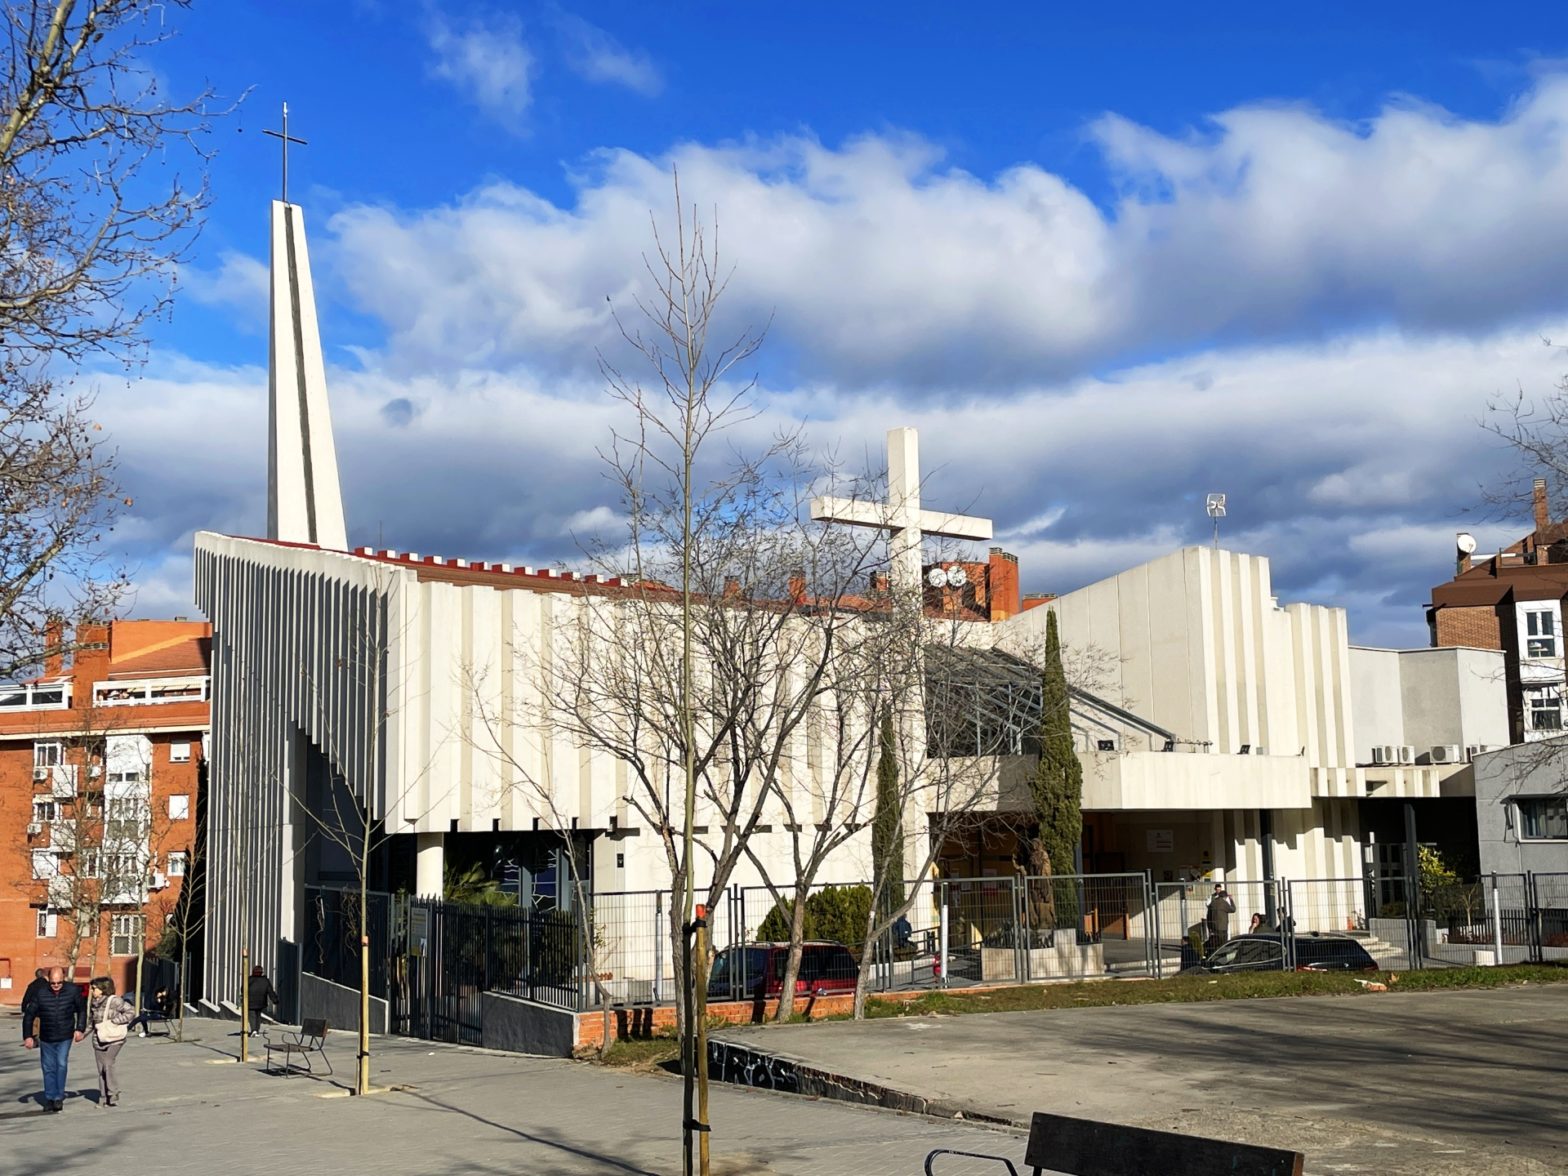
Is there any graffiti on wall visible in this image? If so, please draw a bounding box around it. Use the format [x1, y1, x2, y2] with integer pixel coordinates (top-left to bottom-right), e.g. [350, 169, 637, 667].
[707, 1040, 800, 1094]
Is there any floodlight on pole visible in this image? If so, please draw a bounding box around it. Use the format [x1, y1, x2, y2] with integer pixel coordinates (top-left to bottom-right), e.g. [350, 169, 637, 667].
[1205, 493, 1227, 549]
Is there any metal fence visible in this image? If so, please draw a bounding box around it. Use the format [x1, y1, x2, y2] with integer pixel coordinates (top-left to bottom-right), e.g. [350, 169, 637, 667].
[300, 870, 1568, 1045]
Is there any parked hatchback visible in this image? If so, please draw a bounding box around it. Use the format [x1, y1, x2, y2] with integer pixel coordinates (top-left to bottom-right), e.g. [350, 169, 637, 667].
[708, 941, 859, 999]
[1179, 933, 1378, 975]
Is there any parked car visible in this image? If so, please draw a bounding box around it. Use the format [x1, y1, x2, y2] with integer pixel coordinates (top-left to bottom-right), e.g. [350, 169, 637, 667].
[1178, 932, 1378, 975]
[708, 941, 860, 999]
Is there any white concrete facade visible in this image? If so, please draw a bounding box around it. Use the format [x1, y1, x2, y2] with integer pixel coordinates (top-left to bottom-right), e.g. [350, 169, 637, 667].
[996, 546, 1465, 893]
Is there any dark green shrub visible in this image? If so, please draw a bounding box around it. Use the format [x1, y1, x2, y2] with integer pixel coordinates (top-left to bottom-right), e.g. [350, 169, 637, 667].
[756, 884, 874, 951]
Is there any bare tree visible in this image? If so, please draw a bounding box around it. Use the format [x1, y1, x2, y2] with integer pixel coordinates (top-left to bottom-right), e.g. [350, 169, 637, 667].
[0, 1, 234, 679]
[2, 0, 221, 362]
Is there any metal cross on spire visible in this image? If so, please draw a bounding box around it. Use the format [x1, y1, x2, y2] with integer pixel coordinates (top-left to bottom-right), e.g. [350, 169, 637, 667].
[262, 101, 308, 204]
[811, 427, 992, 597]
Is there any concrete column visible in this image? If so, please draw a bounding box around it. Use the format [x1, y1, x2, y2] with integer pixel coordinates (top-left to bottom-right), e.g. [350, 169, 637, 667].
[416, 832, 445, 899]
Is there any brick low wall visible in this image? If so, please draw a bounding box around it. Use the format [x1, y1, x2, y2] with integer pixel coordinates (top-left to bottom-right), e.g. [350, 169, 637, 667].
[574, 987, 957, 1051]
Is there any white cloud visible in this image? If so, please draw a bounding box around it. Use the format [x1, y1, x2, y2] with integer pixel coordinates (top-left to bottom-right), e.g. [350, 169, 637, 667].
[425, 9, 535, 128]
[317, 76, 1568, 391]
[108, 74, 1568, 644]
[181, 251, 268, 327]
[555, 14, 662, 96]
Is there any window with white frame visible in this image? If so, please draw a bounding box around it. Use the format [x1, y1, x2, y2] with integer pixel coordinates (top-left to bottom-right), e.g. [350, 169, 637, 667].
[167, 851, 187, 877]
[33, 741, 61, 767]
[104, 795, 148, 843]
[169, 740, 191, 763]
[36, 911, 57, 938]
[110, 914, 144, 956]
[81, 848, 100, 877]
[1529, 688, 1564, 732]
[31, 798, 56, 824]
[1526, 607, 1560, 658]
[1517, 796, 1568, 840]
[168, 794, 190, 821]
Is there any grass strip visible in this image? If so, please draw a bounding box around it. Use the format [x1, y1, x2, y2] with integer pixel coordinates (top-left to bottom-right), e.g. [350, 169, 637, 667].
[586, 962, 1568, 1069]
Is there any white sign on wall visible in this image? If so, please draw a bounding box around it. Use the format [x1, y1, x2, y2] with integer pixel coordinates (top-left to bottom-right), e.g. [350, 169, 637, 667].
[1147, 829, 1174, 853]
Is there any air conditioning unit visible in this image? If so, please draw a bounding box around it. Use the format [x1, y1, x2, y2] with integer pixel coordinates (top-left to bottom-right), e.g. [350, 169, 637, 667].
[149, 872, 168, 891]
[1430, 744, 1462, 764]
[1372, 745, 1398, 766]
[88, 765, 101, 778]
[1397, 745, 1417, 765]
[32, 766, 48, 782]
[1466, 744, 1496, 759]
[26, 821, 41, 836]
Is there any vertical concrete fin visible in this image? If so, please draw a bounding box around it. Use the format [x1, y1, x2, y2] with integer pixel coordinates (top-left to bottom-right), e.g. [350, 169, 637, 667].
[268, 200, 348, 550]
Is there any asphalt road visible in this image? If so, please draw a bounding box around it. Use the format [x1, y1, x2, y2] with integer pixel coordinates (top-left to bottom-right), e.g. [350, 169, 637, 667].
[713, 985, 1568, 1175]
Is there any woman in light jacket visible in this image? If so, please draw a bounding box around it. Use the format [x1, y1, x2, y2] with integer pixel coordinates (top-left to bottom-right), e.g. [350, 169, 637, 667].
[88, 977, 136, 1106]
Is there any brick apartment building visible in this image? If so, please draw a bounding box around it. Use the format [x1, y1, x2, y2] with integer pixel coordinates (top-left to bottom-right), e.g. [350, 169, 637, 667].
[0, 619, 210, 1004]
[1429, 479, 1568, 744]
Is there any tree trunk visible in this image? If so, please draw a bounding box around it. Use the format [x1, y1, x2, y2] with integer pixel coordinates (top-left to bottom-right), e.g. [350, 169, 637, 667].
[772, 887, 811, 1022]
[358, 930, 371, 1095]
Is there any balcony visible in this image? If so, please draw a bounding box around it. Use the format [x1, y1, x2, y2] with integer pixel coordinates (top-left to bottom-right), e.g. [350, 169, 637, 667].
[0, 681, 71, 711]
[32, 764, 78, 798]
[92, 675, 209, 708]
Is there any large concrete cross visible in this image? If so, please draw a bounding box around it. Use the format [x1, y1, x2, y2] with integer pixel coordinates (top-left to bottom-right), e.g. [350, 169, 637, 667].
[810, 427, 992, 596]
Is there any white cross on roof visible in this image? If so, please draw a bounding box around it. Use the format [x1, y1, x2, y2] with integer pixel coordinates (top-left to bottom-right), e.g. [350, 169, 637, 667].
[810, 427, 992, 595]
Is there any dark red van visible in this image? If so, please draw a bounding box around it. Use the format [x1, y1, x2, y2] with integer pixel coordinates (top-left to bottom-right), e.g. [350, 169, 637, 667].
[708, 941, 859, 999]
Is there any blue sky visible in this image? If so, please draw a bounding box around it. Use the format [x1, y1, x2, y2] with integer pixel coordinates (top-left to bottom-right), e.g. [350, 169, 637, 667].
[97, 2, 1568, 644]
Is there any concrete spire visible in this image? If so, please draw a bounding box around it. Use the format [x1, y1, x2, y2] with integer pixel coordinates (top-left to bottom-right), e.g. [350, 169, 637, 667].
[267, 200, 347, 550]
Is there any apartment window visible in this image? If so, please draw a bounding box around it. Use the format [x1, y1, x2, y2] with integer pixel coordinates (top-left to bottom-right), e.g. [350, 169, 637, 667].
[36, 911, 57, 939]
[31, 798, 56, 824]
[110, 914, 144, 956]
[1529, 688, 1564, 732]
[33, 741, 61, 767]
[81, 849, 101, 878]
[1518, 796, 1568, 840]
[167, 851, 187, 877]
[1526, 608, 1559, 658]
[168, 794, 190, 821]
[169, 741, 191, 763]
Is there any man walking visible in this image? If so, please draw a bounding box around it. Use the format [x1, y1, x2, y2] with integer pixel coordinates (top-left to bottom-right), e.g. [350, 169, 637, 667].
[246, 965, 276, 1037]
[22, 966, 87, 1112]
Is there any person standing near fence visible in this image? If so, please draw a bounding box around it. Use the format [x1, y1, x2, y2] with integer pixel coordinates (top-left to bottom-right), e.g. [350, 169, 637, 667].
[21, 966, 86, 1113]
[1206, 883, 1235, 952]
[87, 978, 136, 1107]
[246, 966, 277, 1037]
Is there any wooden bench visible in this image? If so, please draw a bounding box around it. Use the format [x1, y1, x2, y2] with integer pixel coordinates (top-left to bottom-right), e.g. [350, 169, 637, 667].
[925, 1110, 1305, 1176]
[264, 1018, 333, 1078]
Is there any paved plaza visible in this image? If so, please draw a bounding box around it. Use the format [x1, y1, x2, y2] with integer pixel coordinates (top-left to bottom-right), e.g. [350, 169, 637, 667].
[0, 1014, 1022, 1175]
[714, 986, 1568, 1175]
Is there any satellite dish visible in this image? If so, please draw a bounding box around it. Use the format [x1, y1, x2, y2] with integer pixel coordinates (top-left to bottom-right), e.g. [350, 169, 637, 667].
[1456, 532, 1477, 555]
[946, 565, 969, 588]
[926, 567, 949, 589]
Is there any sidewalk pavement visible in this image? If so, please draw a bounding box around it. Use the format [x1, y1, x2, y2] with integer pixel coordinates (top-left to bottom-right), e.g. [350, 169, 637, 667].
[712, 986, 1568, 1176]
[1, 1014, 1022, 1176]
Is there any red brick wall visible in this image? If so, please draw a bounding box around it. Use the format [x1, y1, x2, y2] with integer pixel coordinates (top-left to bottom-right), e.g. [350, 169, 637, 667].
[1432, 606, 1502, 650]
[576, 986, 969, 1049]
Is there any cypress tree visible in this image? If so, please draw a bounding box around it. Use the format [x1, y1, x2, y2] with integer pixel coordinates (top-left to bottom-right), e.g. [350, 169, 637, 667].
[871, 708, 904, 917]
[1031, 609, 1083, 924]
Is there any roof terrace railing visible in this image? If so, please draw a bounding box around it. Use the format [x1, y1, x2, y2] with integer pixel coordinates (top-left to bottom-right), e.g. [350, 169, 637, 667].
[92, 675, 210, 707]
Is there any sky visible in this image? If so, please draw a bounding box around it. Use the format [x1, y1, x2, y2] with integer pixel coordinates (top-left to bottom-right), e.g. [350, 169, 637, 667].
[86, 1, 1568, 645]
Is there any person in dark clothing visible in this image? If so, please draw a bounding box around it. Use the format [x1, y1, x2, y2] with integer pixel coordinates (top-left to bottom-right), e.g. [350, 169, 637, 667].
[21, 966, 87, 1112]
[1206, 882, 1236, 953]
[245, 965, 276, 1037]
[21, 968, 48, 1008]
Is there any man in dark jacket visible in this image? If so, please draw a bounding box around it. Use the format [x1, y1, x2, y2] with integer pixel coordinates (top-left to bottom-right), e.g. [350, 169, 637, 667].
[1206, 882, 1236, 954]
[245, 965, 276, 1037]
[21, 966, 87, 1112]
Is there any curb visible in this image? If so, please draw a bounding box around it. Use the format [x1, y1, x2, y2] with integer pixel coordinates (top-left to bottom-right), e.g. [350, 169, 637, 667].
[707, 1034, 1018, 1126]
